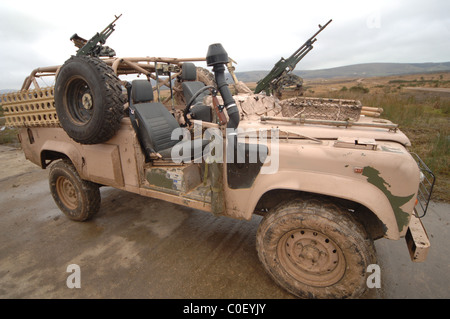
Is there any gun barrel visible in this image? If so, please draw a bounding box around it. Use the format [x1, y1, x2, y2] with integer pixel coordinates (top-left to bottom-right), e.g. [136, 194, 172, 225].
[290, 19, 331, 59]
[290, 45, 314, 70]
[101, 14, 122, 34]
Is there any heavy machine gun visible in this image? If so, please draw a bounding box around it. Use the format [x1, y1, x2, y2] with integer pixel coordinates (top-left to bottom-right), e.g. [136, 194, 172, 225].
[70, 14, 122, 57]
[254, 19, 332, 96]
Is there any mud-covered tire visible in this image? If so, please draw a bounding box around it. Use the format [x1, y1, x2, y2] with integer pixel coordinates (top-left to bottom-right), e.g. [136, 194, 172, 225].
[256, 197, 376, 299]
[55, 55, 124, 144]
[49, 160, 101, 221]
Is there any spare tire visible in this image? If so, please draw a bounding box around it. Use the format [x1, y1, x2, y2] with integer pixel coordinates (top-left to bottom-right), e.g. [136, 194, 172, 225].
[55, 55, 124, 144]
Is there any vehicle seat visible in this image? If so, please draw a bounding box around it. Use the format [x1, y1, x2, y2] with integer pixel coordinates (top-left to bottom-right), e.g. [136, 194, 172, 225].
[129, 79, 209, 162]
[181, 63, 212, 122]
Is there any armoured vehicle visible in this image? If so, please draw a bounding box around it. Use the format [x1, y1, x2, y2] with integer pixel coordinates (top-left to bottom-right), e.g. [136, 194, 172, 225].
[0, 18, 434, 299]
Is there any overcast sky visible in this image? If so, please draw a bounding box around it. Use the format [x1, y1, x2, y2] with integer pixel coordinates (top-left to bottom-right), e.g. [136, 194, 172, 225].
[1, 0, 449, 89]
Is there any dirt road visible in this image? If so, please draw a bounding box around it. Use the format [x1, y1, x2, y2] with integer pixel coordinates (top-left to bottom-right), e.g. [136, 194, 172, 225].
[0, 145, 449, 299]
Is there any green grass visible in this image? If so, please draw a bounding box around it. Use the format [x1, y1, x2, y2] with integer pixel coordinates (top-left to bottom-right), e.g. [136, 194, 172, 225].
[0, 105, 20, 146]
[0, 127, 19, 145]
[388, 79, 450, 87]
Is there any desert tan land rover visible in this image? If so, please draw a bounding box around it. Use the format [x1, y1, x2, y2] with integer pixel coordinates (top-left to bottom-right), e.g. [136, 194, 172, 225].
[1, 38, 435, 298]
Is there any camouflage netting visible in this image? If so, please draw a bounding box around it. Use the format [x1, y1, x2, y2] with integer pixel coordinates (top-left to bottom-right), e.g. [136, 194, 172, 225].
[279, 97, 362, 121]
[234, 93, 282, 121]
[205, 90, 362, 122]
[203, 82, 283, 121]
[204, 92, 282, 122]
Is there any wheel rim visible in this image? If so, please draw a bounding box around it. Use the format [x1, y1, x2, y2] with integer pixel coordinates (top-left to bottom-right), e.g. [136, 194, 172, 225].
[56, 176, 78, 210]
[64, 76, 94, 125]
[277, 229, 346, 287]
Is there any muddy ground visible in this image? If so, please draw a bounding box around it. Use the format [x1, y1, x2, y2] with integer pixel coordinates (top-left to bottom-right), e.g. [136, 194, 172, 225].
[0, 145, 449, 299]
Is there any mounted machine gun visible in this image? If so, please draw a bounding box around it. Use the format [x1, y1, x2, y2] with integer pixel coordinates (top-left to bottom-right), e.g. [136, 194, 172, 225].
[70, 14, 122, 57]
[254, 19, 332, 97]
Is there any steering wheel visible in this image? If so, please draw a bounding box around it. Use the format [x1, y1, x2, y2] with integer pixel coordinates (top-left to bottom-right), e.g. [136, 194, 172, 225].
[183, 85, 215, 125]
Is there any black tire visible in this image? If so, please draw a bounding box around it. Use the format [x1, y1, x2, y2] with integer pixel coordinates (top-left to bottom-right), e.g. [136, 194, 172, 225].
[55, 55, 124, 144]
[256, 197, 376, 299]
[49, 160, 101, 221]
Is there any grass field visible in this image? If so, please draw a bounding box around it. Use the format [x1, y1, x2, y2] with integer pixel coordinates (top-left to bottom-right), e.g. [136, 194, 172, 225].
[0, 115, 19, 146]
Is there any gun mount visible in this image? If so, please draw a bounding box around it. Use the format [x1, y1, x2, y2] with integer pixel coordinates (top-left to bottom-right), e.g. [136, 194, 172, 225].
[254, 19, 332, 97]
[70, 14, 122, 57]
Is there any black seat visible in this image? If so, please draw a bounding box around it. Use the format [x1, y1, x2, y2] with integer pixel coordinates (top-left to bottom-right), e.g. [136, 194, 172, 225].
[129, 79, 209, 162]
[181, 63, 212, 122]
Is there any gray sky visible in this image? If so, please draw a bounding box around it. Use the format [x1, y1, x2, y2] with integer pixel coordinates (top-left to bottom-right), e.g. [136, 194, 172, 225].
[1, 0, 449, 89]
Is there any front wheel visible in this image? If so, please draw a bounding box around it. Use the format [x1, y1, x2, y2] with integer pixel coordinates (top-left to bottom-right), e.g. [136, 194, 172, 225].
[256, 198, 376, 299]
[49, 160, 101, 221]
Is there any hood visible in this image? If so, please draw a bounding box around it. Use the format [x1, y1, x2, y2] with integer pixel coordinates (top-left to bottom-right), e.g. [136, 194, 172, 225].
[238, 117, 411, 146]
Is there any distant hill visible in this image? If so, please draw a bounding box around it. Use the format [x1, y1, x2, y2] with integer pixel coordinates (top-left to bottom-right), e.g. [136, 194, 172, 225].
[234, 62, 450, 82]
[2, 62, 450, 94]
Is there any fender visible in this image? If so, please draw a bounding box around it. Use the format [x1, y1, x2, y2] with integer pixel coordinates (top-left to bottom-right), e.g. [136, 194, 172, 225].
[18, 127, 84, 176]
[20, 126, 127, 188]
[39, 132, 127, 188]
[223, 140, 419, 240]
[245, 169, 409, 240]
[40, 139, 84, 176]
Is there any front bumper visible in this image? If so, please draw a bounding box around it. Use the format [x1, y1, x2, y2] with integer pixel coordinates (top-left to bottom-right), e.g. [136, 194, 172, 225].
[405, 212, 430, 262]
[403, 152, 435, 262]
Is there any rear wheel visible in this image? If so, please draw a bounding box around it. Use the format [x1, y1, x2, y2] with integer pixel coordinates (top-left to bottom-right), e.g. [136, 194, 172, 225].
[256, 197, 376, 299]
[49, 160, 101, 221]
